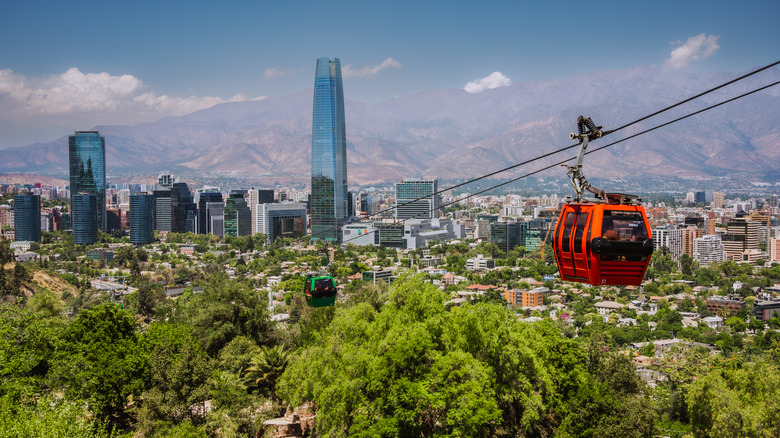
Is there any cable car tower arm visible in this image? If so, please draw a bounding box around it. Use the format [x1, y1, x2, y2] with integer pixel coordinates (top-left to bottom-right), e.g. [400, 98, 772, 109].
[564, 116, 605, 202]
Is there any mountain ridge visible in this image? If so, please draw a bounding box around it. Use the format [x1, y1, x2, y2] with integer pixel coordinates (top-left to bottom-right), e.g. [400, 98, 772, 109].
[1, 65, 778, 185]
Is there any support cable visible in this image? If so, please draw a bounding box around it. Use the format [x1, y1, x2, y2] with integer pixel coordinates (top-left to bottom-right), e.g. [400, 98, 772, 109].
[308, 60, 780, 242]
[337, 79, 780, 246]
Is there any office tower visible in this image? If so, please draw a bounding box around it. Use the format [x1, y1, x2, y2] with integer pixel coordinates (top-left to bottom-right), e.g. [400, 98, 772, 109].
[152, 175, 194, 233]
[394, 179, 440, 220]
[153, 189, 172, 232]
[681, 227, 701, 257]
[311, 57, 348, 242]
[694, 191, 706, 204]
[0, 205, 13, 229]
[207, 202, 225, 237]
[694, 235, 726, 267]
[490, 221, 524, 255]
[106, 209, 122, 232]
[476, 215, 499, 240]
[157, 174, 174, 188]
[713, 192, 725, 208]
[358, 192, 380, 216]
[197, 191, 223, 234]
[224, 193, 251, 237]
[770, 237, 780, 263]
[374, 223, 405, 248]
[248, 188, 275, 234]
[684, 216, 704, 228]
[255, 203, 308, 244]
[69, 131, 106, 231]
[723, 218, 759, 261]
[171, 182, 196, 233]
[129, 194, 154, 245]
[72, 193, 98, 244]
[13, 194, 40, 242]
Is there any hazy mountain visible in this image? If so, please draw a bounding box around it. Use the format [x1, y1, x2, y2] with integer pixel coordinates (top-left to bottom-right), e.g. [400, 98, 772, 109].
[2, 65, 778, 185]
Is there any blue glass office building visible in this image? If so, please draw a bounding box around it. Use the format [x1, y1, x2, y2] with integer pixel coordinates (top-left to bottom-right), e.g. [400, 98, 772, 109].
[311, 58, 348, 242]
[69, 131, 106, 231]
[13, 194, 41, 243]
[129, 194, 155, 245]
[72, 193, 98, 245]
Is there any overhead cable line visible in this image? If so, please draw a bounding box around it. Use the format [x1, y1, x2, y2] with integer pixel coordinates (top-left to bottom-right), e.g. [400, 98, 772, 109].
[436, 78, 780, 215]
[337, 78, 780, 246]
[602, 59, 780, 136]
[311, 60, 780, 242]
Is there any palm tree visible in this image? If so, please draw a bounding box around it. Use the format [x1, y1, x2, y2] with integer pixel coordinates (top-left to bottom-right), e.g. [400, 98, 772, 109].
[243, 345, 291, 402]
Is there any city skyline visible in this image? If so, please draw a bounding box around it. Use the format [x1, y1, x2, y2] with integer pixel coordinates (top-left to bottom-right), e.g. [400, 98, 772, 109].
[1, 0, 778, 148]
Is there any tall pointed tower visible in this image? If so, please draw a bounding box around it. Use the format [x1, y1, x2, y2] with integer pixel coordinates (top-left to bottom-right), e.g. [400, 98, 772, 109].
[311, 58, 348, 242]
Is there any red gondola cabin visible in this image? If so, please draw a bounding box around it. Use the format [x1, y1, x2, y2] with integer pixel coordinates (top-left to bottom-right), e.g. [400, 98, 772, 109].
[553, 202, 653, 286]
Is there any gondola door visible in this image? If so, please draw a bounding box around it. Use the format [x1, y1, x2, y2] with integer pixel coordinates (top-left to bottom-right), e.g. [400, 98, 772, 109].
[555, 208, 576, 280]
[555, 205, 592, 283]
[571, 208, 591, 281]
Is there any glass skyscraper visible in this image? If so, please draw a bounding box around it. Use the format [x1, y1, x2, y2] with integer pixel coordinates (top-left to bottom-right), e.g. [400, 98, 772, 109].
[394, 179, 440, 220]
[13, 194, 41, 243]
[224, 193, 251, 237]
[69, 131, 106, 231]
[72, 193, 98, 245]
[129, 194, 155, 245]
[311, 57, 348, 242]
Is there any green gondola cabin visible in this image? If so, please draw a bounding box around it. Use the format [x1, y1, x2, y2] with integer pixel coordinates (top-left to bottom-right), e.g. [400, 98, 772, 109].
[304, 275, 337, 307]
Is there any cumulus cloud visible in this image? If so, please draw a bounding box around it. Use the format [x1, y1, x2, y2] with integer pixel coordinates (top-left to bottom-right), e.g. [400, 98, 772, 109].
[463, 72, 511, 93]
[664, 33, 720, 69]
[264, 67, 295, 79]
[0, 67, 142, 114]
[0, 67, 263, 119]
[341, 58, 402, 78]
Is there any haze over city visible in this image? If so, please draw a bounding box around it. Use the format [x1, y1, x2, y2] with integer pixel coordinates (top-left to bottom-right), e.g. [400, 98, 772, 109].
[1, 0, 778, 149]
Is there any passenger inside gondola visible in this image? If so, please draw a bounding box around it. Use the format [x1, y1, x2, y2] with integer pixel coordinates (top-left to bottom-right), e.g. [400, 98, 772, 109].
[631, 226, 648, 241]
[602, 220, 620, 240]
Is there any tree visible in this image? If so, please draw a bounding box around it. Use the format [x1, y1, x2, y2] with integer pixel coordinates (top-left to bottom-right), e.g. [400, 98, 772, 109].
[725, 316, 747, 333]
[50, 304, 145, 428]
[687, 358, 780, 437]
[680, 254, 696, 277]
[0, 302, 64, 404]
[135, 281, 166, 316]
[279, 274, 655, 437]
[652, 252, 675, 275]
[136, 322, 212, 432]
[172, 274, 273, 356]
[243, 345, 290, 401]
[0, 397, 112, 438]
[749, 318, 765, 333]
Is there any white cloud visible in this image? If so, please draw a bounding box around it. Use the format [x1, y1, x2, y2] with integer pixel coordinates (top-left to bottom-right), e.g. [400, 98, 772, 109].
[0, 67, 142, 114]
[664, 33, 720, 69]
[341, 58, 402, 78]
[463, 72, 511, 93]
[264, 67, 295, 79]
[0, 67, 264, 119]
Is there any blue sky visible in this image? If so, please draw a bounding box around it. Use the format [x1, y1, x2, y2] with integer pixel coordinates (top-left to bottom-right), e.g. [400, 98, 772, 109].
[0, 0, 777, 149]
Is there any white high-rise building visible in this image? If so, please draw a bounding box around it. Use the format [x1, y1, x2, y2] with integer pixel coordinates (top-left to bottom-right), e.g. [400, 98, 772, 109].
[694, 235, 726, 266]
[653, 225, 684, 260]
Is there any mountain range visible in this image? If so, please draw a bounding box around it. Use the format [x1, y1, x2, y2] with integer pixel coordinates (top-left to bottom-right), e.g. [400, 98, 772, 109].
[1, 65, 778, 186]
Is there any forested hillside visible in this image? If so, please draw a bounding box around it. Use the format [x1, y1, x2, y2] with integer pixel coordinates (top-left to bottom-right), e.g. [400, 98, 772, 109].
[3, 235, 780, 437]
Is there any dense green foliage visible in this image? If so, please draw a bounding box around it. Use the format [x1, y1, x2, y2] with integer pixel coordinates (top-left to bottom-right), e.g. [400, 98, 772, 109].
[3, 230, 780, 437]
[279, 274, 654, 437]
